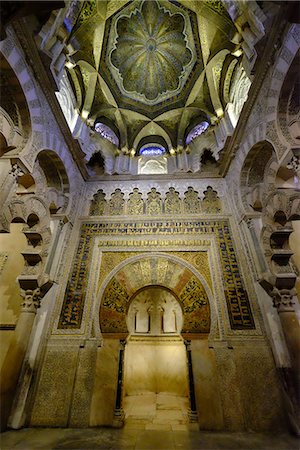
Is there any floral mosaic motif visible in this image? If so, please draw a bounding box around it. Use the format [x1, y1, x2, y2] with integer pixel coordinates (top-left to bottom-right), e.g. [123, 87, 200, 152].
[58, 220, 255, 330]
[183, 187, 201, 213]
[102, 278, 129, 313]
[90, 189, 107, 216]
[128, 188, 144, 215]
[165, 187, 181, 214]
[179, 276, 210, 333]
[100, 269, 210, 335]
[202, 186, 221, 213]
[146, 188, 162, 215]
[109, 189, 125, 215]
[110, 0, 193, 103]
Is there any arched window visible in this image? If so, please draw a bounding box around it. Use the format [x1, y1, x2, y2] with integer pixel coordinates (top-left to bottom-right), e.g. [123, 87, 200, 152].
[139, 143, 166, 156]
[94, 119, 119, 147]
[186, 121, 209, 145]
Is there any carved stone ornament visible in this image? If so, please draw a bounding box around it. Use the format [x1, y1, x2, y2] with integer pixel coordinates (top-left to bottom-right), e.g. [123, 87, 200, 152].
[271, 288, 297, 313]
[183, 187, 201, 213]
[20, 288, 41, 313]
[202, 186, 221, 213]
[146, 188, 162, 215]
[165, 187, 181, 214]
[90, 189, 107, 216]
[109, 189, 125, 215]
[127, 188, 144, 215]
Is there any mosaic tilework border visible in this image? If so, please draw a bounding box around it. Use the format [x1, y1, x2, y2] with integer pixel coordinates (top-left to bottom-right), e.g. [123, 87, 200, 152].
[58, 219, 255, 330]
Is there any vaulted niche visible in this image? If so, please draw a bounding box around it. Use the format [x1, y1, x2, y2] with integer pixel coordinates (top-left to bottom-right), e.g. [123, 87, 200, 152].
[124, 287, 188, 426]
[138, 136, 168, 174]
[127, 287, 183, 335]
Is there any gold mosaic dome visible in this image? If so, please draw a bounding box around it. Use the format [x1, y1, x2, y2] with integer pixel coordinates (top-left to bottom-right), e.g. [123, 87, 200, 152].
[110, 0, 193, 103]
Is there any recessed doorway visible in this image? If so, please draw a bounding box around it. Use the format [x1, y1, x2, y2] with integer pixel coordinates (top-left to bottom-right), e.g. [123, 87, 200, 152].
[123, 287, 190, 430]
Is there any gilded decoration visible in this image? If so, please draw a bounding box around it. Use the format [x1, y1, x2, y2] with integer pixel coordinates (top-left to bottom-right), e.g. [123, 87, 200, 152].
[110, 1, 193, 103]
[58, 219, 255, 331]
[165, 188, 181, 214]
[89, 186, 223, 216]
[183, 187, 201, 213]
[171, 251, 212, 288]
[127, 188, 144, 215]
[100, 0, 203, 116]
[90, 189, 107, 215]
[146, 188, 162, 215]
[202, 186, 221, 213]
[109, 188, 125, 215]
[99, 257, 210, 334]
[97, 252, 140, 292]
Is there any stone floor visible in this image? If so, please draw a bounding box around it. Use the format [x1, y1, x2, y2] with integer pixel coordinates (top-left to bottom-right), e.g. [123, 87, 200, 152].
[1, 427, 299, 450]
[124, 392, 192, 431]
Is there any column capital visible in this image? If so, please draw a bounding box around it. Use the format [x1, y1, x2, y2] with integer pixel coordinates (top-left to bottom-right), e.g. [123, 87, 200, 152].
[184, 339, 192, 350]
[119, 339, 126, 350]
[271, 288, 297, 313]
[20, 288, 41, 313]
[9, 163, 25, 179]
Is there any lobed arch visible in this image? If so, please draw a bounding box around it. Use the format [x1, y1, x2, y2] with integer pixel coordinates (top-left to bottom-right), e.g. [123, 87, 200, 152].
[97, 253, 217, 339]
[35, 149, 71, 213]
[0, 53, 31, 139]
[240, 140, 275, 212]
[0, 195, 52, 292]
[36, 150, 69, 193]
[261, 190, 300, 277]
[0, 195, 50, 233]
[0, 38, 45, 144]
[265, 24, 300, 127]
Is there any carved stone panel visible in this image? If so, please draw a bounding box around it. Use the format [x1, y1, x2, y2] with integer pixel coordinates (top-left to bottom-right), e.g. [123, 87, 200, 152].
[90, 189, 107, 216]
[127, 188, 144, 215]
[183, 187, 201, 213]
[202, 186, 221, 213]
[109, 189, 125, 215]
[165, 187, 181, 214]
[145, 188, 162, 215]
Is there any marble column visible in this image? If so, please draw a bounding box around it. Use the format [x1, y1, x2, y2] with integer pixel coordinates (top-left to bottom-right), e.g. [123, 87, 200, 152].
[0, 288, 41, 430]
[113, 339, 126, 427]
[184, 340, 198, 423]
[272, 288, 300, 380]
[272, 288, 300, 435]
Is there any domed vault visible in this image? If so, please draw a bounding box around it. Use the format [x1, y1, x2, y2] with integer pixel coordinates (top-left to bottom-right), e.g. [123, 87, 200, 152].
[66, 0, 240, 152]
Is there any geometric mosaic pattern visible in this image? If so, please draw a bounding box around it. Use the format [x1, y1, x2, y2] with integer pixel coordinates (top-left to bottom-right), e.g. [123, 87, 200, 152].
[58, 219, 255, 330]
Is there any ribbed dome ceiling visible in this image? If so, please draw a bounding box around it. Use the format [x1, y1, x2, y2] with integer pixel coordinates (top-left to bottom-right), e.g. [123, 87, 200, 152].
[110, 0, 193, 103]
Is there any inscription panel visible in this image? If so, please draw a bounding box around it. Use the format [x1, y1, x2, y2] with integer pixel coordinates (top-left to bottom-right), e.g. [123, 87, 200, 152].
[58, 220, 255, 330]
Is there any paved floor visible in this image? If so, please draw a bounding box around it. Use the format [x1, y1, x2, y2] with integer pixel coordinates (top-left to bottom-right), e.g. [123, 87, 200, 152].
[124, 393, 191, 430]
[1, 427, 299, 450]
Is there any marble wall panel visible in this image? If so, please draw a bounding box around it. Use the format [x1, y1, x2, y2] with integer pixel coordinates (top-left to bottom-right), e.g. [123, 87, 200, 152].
[191, 340, 224, 430]
[30, 345, 79, 426]
[89, 339, 119, 426]
[124, 339, 188, 397]
[214, 344, 245, 430]
[233, 343, 285, 431]
[69, 341, 98, 427]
